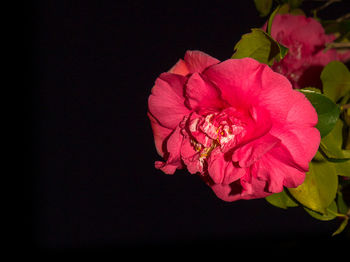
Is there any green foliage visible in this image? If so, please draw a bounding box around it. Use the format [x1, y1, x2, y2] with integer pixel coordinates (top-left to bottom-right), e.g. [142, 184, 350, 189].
[267, 5, 280, 35]
[299, 89, 340, 138]
[320, 120, 350, 176]
[254, 0, 273, 17]
[288, 161, 338, 214]
[254, 0, 304, 17]
[321, 61, 350, 103]
[317, 61, 350, 179]
[287, 61, 350, 234]
[332, 188, 349, 236]
[255, 0, 350, 235]
[232, 28, 288, 66]
[332, 218, 349, 236]
[304, 200, 337, 221]
[266, 189, 298, 209]
[337, 189, 349, 214]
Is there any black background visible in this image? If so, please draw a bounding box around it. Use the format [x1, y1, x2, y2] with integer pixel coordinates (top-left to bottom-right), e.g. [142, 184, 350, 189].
[28, 0, 350, 249]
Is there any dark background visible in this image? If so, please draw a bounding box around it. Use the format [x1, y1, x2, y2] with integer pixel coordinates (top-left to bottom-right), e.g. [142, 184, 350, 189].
[28, 0, 350, 249]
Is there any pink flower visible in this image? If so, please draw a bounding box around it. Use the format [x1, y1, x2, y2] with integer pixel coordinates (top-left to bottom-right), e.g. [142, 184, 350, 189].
[266, 14, 350, 89]
[148, 50, 320, 201]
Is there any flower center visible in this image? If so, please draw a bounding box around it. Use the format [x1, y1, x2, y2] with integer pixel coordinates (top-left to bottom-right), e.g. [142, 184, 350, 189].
[188, 108, 246, 161]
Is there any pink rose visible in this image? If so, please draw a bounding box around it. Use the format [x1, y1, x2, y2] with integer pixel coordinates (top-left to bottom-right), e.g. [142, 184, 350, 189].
[266, 14, 350, 89]
[148, 50, 320, 201]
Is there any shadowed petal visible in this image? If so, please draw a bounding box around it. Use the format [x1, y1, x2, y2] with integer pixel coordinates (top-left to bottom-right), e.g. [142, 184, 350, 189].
[148, 112, 173, 157]
[155, 125, 184, 174]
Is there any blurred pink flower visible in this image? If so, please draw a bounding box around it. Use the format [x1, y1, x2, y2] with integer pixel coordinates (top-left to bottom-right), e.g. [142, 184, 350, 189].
[266, 14, 350, 89]
[148, 50, 320, 201]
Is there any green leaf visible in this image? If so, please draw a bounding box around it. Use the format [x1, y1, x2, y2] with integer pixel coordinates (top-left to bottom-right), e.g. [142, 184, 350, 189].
[266, 189, 298, 209]
[254, 0, 273, 17]
[321, 61, 350, 103]
[299, 89, 340, 138]
[320, 119, 350, 176]
[336, 161, 350, 177]
[337, 190, 349, 214]
[304, 200, 337, 221]
[267, 5, 280, 35]
[232, 28, 288, 66]
[288, 160, 338, 214]
[278, 43, 288, 58]
[332, 218, 349, 236]
[340, 92, 350, 107]
[320, 120, 346, 159]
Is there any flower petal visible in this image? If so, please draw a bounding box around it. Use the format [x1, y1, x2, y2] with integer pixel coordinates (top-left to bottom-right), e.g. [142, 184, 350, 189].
[271, 126, 319, 171]
[207, 149, 227, 184]
[210, 173, 269, 202]
[169, 59, 190, 76]
[254, 145, 307, 192]
[155, 125, 184, 174]
[148, 73, 190, 129]
[257, 66, 300, 123]
[184, 50, 220, 74]
[232, 133, 281, 168]
[286, 91, 318, 127]
[185, 72, 224, 111]
[204, 58, 265, 108]
[210, 182, 242, 202]
[180, 136, 202, 174]
[148, 112, 173, 157]
[271, 15, 329, 48]
[207, 149, 246, 185]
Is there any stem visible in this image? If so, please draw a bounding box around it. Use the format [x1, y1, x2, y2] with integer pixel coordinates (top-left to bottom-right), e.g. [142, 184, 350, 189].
[341, 104, 350, 111]
[326, 42, 350, 50]
[312, 0, 341, 14]
[327, 207, 347, 218]
[336, 12, 350, 22]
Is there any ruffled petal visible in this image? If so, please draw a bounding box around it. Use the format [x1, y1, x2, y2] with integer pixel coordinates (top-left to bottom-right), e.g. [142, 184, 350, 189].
[210, 173, 270, 202]
[232, 133, 281, 168]
[148, 73, 190, 129]
[185, 72, 224, 111]
[155, 125, 184, 174]
[240, 176, 271, 199]
[270, 126, 319, 171]
[210, 181, 244, 202]
[254, 145, 307, 192]
[207, 149, 226, 184]
[180, 135, 203, 174]
[207, 148, 247, 185]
